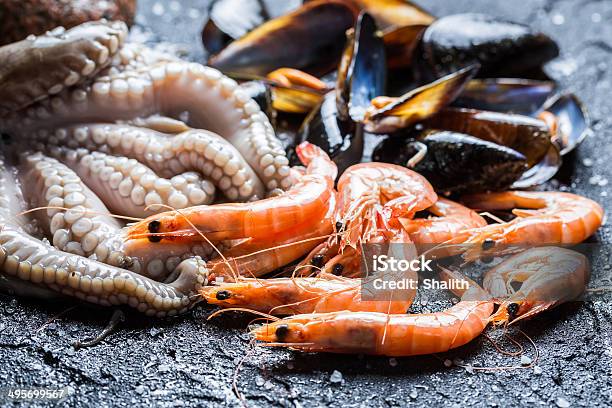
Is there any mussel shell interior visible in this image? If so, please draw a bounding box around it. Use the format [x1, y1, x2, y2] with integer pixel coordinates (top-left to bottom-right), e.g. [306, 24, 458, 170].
[345, 12, 387, 122]
[453, 78, 556, 115]
[539, 93, 592, 155]
[511, 142, 562, 188]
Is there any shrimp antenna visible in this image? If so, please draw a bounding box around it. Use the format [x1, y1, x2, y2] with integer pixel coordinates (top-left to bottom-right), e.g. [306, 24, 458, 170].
[18, 206, 144, 222]
[479, 211, 505, 224]
[144, 204, 240, 282]
[483, 332, 524, 356]
[233, 337, 256, 407]
[448, 328, 539, 372]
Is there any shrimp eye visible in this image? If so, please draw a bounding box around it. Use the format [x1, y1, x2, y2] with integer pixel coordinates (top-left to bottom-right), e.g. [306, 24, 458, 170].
[216, 290, 231, 300]
[148, 220, 162, 243]
[332, 263, 344, 275]
[507, 303, 520, 320]
[335, 222, 344, 232]
[275, 324, 290, 341]
[482, 239, 495, 250]
[311, 254, 324, 268]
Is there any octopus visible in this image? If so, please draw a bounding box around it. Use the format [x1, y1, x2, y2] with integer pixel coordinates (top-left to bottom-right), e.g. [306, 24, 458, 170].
[0, 0, 136, 45]
[0, 20, 295, 317]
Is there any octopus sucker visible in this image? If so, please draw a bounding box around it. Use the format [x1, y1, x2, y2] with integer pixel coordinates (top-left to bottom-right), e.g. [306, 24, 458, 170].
[0, 154, 208, 315]
[30, 124, 266, 202]
[8, 61, 293, 193]
[42, 146, 216, 217]
[0, 20, 296, 313]
[20, 151, 226, 283]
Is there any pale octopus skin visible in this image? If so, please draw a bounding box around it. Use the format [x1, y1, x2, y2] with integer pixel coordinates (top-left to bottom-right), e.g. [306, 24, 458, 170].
[0, 20, 295, 315]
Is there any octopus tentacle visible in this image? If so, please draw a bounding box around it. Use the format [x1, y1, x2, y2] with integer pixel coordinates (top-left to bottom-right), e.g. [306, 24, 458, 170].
[9, 62, 294, 192]
[44, 146, 216, 217]
[21, 152, 133, 264]
[0, 20, 127, 115]
[102, 43, 180, 76]
[0, 155, 208, 317]
[20, 152, 220, 281]
[0, 1, 135, 46]
[32, 124, 266, 201]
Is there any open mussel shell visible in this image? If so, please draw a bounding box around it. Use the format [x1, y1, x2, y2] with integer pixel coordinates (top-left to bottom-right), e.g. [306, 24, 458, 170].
[424, 107, 552, 167]
[208, 1, 357, 76]
[538, 93, 592, 155]
[297, 91, 364, 174]
[383, 24, 427, 70]
[372, 130, 528, 194]
[306, 0, 434, 29]
[453, 79, 556, 115]
[364, 65, 478, 134]
[271, 85, 326, 114]
[419, 13, 559, 79]
[203, 0, 302, 54]
[337, 12, 386, 122]
[511, 142, 562, 188]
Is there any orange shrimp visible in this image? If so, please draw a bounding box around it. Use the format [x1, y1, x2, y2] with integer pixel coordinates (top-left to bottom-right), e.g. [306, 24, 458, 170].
[252, 268, 494, 356]
[484, 246, 589, 325]
[399, 197, 487, 245]
[455, 191, 604, 259]
[302, 163, 435, 272]
[336, 162, 437, 248]
[201, 272, 412, 315]
[205, 198, 335, 281]
[125, 142, 337, 245]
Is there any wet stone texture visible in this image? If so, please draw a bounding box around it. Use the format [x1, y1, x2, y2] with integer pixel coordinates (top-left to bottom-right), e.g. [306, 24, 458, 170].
[1, 0, 612, 407]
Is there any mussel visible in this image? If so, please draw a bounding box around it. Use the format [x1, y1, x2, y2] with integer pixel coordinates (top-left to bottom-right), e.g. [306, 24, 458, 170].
[297, 12, 385, 174]
[423, 107, 553, 167]
[372, 130, 528, 194]
[453, 79, 556, 115]
[419, 13, 559, 79]
[319, 0, 435, 28]
[336, 12, 386, 122]
[363, 65, 479, 133]
[299, 91, 364, 173]
[538, 93, 592, 155]
[383, 24, 428, 70]
[202, 0, 302, 54]
[208, 1, 357, 76]
[450, 80, 590, 156]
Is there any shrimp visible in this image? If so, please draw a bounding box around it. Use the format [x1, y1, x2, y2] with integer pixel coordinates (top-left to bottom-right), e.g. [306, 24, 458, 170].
[251, 268, 494, 356]
[484, 246, 589, 325]
[201, 272, 412, 315]
[300, 163, 436, 277]
[125, 142, 337, 245]
[454, 191, 603, 260]
[399, 197, 487, 245]
[336, 162, 437, 248]
[205, 200, 335, 281]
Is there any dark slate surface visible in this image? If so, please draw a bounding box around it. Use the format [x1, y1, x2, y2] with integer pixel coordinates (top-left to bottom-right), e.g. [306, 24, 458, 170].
[1, 0, 612, 407]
